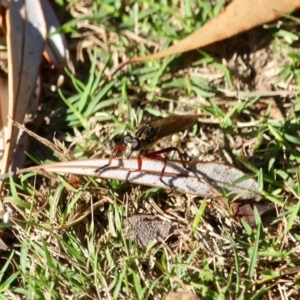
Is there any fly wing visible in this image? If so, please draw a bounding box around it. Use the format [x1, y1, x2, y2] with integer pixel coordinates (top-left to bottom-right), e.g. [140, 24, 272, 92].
[149, 115, 198, 142]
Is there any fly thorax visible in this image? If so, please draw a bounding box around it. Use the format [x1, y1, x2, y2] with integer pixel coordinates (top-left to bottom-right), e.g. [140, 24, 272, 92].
[135, 124, 157, 144]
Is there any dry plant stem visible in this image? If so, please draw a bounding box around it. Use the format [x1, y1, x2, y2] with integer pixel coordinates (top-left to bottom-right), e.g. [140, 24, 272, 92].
[8, 117, 73, 162]
[0, 167, 55, 181]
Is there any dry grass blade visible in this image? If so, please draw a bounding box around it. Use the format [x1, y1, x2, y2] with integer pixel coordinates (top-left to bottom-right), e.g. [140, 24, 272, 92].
[9, 117, 74, 161]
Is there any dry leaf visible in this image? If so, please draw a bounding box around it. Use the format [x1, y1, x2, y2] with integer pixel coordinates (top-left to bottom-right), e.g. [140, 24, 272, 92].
[114, 0, 300, 72]
[124, 215, 174, 248]
[0, 73, 8, 154]
[1, 0, 46, 179]
[0, 158, 262, 201]
[231, 200, 276, 226]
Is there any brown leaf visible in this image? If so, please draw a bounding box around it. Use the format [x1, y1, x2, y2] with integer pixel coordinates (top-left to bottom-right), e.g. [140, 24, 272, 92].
[114, 0, 300, 72]
[231, 200, 276, 226]
[7, 158, 261, 200]
[1, 0, 46, 180]
[0, 73, 8, 153]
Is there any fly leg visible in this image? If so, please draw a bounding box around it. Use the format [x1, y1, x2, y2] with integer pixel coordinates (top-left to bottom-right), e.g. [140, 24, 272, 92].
[140, 147, 200, 186]
[95, 145, 127, 173]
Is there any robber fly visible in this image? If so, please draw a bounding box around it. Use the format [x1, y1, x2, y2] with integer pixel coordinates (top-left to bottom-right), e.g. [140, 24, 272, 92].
[97, 115, 198, 182]
[123, 115, 198, 158]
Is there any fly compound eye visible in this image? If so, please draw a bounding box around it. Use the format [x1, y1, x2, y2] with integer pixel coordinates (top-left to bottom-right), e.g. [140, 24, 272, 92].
[124, 135, 133, 145]
[124, 136, 140, 158]
[130, 138, 140, 151]
[124, 135, 141, 151]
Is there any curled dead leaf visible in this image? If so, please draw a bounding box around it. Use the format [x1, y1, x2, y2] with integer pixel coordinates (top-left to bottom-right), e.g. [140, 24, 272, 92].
[114, 0, 300, 73]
